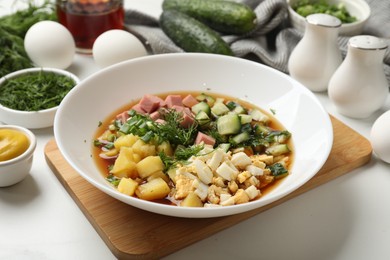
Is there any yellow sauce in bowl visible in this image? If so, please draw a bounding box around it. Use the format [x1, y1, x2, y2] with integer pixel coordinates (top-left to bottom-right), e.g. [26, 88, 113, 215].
[0, 129, 30, 162]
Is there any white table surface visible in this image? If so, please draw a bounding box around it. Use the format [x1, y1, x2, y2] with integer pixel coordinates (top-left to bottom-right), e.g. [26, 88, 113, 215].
[1, 1, 390, 259]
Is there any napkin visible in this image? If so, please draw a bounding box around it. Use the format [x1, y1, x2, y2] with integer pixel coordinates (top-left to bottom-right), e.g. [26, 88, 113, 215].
[124, 0, 390, 89]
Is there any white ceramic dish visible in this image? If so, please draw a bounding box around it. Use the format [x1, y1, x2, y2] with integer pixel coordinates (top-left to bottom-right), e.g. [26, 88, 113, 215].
[0, 68, 80, 129]
[0, 125, 36, 187]
[287, 0, 371, 36]
[54, 53, 333, 218]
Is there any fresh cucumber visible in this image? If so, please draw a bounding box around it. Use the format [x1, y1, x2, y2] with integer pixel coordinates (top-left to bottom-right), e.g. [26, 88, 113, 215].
[160, 10, 233, 55]
[230, 132, 250, 145]
[162, 0, 257, 35]
[217, 114, 241, 135]
[192, 101, 211, 115]
[196, 93, 216, 106]
[266, 144, 290, 156]
[195, 110, 211, 126]
[211, 102, 229, 116]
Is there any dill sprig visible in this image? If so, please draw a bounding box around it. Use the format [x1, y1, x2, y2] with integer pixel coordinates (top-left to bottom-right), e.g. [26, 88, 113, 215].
[119, 109, 199, 147]
[0, 0, 57, 38]
[157, 109, 198, 146]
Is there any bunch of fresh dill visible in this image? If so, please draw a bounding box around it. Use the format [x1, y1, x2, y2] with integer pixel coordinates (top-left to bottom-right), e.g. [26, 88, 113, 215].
[0, 0, 57, 78]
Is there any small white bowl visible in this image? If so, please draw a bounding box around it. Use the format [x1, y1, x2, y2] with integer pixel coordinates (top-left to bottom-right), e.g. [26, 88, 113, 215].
[287, 0, 371, 36]
[0, 125, 37, 187]
[0, 68, 80, 129]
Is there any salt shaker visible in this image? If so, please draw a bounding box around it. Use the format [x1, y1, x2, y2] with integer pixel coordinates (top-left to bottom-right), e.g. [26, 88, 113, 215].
[288, 14, 342, 92]
[328, 35, 388, 119]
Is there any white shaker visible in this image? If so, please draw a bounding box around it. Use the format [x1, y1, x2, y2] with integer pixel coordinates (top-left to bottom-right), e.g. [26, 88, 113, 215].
[328, 35, 388, 119]
[288, 14, 342, 92]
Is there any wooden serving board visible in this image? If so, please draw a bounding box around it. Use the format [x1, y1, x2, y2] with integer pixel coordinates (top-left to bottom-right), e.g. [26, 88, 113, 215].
[44, 115, 372, 259]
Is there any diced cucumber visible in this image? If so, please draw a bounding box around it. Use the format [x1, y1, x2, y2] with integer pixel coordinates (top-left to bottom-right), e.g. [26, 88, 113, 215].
[215, 97, 225, 104]
[233, 105, 246, 114]
[217, 114, 241, 135]
[196, 93, 216, 106]
[254, 124, 270, 135]
[226, 101, 237, 110]
[218, 143, 231, 152]
[231, 132, 250, 145]
[239, 114, 252, 124]
[192, 101, 210, 115]
[195, 110, 210, 126]
[211, 102, 230, 116]
[250, 109, 269, 123]
[268, 163, 289, 179]
[265, 144, 290, 156]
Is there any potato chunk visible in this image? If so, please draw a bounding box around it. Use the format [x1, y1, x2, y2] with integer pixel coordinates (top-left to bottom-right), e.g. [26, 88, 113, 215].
[132, 139, 156, 158]
[117, 178, 139, 196]
[135, 177, 170, 201]
[157, 141, 173, 156]
[181, 192, 203, 207]
[110, 147, 137, 178]
[114, 134, 139, 149]
[136, 156, 164, 179]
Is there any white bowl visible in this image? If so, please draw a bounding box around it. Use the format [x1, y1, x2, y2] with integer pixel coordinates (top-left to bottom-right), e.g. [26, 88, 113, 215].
[0, 125, 37, 187]
[287, 0, 371, 36]
[54, 53, 333, 218]
[0, 68, 80, 129]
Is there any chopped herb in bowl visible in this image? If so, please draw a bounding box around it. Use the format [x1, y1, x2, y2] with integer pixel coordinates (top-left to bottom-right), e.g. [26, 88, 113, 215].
[0, 69, 76, 111]
[293, 0, 357, 23]
[0, 68, 80, 129]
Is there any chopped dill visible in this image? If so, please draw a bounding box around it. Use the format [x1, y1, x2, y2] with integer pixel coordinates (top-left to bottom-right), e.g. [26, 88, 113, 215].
[0, 70, 76, 111]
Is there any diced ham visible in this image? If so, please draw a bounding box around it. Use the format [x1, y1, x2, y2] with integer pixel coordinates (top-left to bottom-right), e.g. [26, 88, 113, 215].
[165, 95, 183, 108]
[131, 103, 146, 114]
[138, 94, 163, 113]
[149, 111, 161, 121]
[195, 132, 216, 146]
[155, 119, 166, 124]
[115, 111, 129, 124]
[171, 105, 195, 128]
[152, 95, 166, 107]
[182, 94, 199, 108]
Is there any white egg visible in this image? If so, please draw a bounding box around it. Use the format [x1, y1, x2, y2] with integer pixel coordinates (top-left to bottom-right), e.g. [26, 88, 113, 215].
[370, 110, 390, 163]
[92, 29, 148, 68]
[24, 21, 75, 70]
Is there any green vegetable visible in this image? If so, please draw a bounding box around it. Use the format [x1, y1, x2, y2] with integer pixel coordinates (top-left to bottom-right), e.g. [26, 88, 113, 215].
[267, 163, 289, 179]
[265, 144, 290, 156]
[0, 26, 32, 78]
[196, 93, 216, 106]
[217, 114, 241, 135]
[0, 70, 76, 111]
[119, 109, 198, 147]
[0, 1, 57, 78]
[162, 0, 257, 35]
[0, 1, 57, 38]
[293, 0, 357, 23]
[159, 144, 204, 172]
[160, 10, 233, 55]
[192, 101, 211, 115]
[106, 174, 121, 187]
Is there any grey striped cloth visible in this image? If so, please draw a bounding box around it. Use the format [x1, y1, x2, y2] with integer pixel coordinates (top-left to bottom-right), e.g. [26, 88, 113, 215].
[124, 0, 390, 88]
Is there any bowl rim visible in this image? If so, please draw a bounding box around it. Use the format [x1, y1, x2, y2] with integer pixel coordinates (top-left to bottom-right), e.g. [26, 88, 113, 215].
[0, 67, 80, 114]
[54, 53, 334, 218]
[0, 125, 37, 166]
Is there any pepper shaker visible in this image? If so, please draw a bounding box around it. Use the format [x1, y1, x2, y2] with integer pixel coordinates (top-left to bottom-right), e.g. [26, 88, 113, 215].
[328, 35, 388, 118]
[288, 14, 342, 92]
